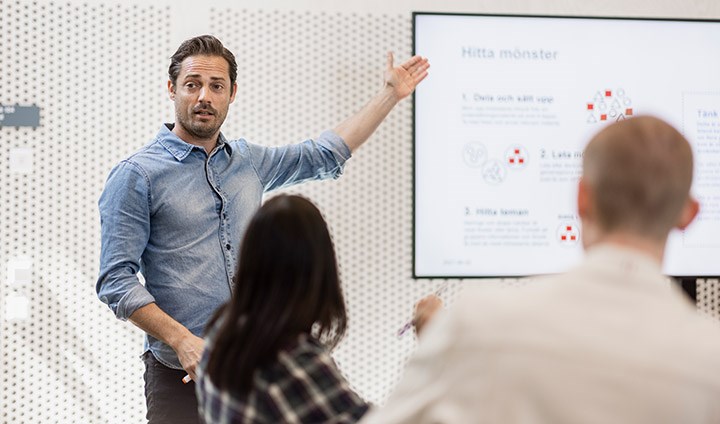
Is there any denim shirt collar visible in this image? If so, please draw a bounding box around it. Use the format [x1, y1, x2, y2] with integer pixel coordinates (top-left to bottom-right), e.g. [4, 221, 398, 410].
[157, 123, 232, 161]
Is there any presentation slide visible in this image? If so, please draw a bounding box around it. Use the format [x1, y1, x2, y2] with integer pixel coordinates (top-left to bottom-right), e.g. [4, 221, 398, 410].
[414, 14, 720, 278]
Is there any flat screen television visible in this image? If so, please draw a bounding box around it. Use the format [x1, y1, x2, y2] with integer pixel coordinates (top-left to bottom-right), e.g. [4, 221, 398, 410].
[413, 13, 720, 278]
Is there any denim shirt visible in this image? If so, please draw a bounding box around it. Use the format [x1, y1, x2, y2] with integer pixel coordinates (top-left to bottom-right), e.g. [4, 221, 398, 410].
[97, 123, 351, 369]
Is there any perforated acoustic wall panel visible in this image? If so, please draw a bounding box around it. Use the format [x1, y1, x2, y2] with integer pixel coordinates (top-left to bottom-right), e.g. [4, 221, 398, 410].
[698, 279, 720, 321]
[0, 1, 171, 422]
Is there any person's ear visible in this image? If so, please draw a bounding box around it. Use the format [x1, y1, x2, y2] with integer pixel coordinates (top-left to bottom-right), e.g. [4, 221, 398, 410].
[577, 177, 599, 249]
[675, 196, 700, 230]
[168, 80, 175, 100]
[229, 83, 237, 104]
[577, 178, 591, 220]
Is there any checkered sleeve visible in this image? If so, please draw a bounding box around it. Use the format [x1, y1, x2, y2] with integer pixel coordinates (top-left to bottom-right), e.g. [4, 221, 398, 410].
[197, 335, 369, 423]
[266, 339, 370, 423]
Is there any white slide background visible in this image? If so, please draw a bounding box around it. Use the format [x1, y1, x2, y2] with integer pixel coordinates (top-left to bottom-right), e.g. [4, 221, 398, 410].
[415, 14, 720, 277]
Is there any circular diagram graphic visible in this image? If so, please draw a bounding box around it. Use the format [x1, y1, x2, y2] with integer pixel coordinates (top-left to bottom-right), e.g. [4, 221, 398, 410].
[505, 145, 528, 169]
[462, 142, 488, 168]
[482, 159, 506, 185]
[556, 222, 580, 246]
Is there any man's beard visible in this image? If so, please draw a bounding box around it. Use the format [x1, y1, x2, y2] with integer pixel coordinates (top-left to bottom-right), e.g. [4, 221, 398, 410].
[177, 104, 225, 139]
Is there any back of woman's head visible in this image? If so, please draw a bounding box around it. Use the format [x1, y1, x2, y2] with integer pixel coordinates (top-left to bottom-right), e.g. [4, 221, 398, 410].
[205, 194, 347, 394]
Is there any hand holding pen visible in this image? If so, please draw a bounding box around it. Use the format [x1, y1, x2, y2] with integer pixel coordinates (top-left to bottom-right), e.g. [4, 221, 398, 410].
[397, 282, 448, 338]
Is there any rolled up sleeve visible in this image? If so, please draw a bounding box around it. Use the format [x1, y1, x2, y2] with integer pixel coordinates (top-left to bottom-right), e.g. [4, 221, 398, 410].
[248, 130, 352, 192]
[97, 161, 156, 321]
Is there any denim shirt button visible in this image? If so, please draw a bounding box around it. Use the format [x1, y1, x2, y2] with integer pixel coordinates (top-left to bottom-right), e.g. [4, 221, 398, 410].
[225, 243, 231, 250]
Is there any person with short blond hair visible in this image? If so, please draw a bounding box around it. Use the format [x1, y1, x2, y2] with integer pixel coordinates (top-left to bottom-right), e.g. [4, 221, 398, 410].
[362, 116, 720, 424]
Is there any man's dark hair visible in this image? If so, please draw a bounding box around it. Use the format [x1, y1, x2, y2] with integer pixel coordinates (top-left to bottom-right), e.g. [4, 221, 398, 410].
[168, 35, 237, 91]
[204, 195, 348, 395]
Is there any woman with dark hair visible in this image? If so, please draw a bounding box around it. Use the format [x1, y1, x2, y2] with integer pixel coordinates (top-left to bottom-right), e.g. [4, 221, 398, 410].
[195, 194, 369, 423]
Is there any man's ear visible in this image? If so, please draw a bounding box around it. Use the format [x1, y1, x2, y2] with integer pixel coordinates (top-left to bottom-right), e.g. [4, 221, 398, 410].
[577, 178, 591, 220]
[229, 83, 238, 104]
[676, 196, 700, 231]
[168, 80, 175, 100]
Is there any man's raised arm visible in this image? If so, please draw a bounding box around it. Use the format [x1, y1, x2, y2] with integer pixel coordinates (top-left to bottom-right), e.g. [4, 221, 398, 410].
[334, 52, 429, 152]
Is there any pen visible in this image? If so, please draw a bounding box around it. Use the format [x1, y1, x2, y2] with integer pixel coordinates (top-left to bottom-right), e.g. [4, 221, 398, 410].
[396, 281, 448, 338]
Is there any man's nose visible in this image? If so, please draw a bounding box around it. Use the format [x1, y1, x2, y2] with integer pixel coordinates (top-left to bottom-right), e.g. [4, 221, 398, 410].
[198, 87, 210, 103]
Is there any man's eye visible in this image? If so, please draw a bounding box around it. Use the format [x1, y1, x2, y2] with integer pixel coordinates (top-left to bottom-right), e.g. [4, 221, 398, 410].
[213, 84, 224, 90]
[185, 83, 196, 89]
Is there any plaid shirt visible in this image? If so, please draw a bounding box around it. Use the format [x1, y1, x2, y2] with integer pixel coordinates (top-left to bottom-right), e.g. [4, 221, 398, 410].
[196, 333, 370, 423]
